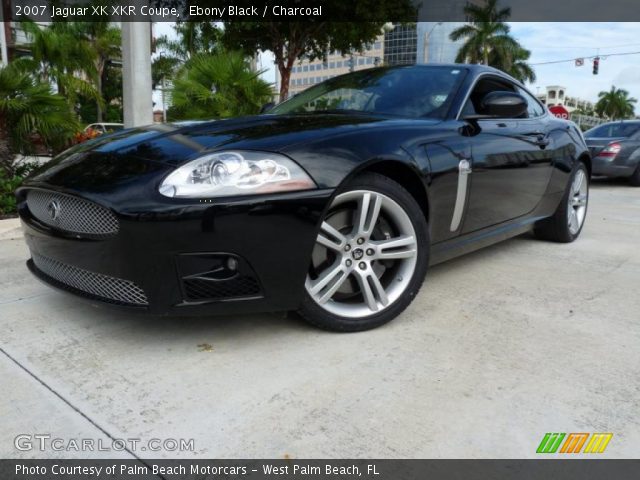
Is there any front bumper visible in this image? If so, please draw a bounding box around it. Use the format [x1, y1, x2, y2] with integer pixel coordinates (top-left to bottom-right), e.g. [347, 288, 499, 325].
[18, 187, 333, 315]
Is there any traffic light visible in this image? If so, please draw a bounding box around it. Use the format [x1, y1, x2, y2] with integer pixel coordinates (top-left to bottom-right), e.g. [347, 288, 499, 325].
[593, 57, 600, 75]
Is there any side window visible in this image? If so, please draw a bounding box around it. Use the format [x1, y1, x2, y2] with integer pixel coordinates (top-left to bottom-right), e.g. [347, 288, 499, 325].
[585, 124, 609, 137]
[517, 87, 545, 118]
[619, 123, 640, 138]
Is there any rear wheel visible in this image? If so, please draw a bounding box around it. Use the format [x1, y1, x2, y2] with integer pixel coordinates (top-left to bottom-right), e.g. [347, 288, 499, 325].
[298, 173, 429, 332]
[534, 162, 589, 243]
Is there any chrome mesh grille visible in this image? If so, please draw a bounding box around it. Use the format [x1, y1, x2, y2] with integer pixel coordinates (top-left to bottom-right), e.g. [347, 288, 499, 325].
[32, 253, 148, 306]
[26, 190, 119, 236]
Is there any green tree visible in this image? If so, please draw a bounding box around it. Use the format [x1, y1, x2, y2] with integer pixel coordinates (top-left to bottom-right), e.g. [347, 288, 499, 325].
[595, 86, 637, 120]
[450, 0, 535, 82]
[0, 65, 78, 175]
[15, 21, 102, 113]
[490, 44, 536, 83]
[573, 105, 595, 117]
[169, 51, 272, 120]
[222, 2, 415, 101]
[152, 23, 222, 88]
[74, 21, 122, 122]
[78, 66, 123, 123]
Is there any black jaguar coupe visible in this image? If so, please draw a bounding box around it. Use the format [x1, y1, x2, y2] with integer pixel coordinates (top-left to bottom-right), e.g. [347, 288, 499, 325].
[18, 65, 590, 331]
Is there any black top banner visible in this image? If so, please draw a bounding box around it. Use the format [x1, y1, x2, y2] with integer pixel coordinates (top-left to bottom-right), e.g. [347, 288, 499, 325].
[7, 0, 640, 22]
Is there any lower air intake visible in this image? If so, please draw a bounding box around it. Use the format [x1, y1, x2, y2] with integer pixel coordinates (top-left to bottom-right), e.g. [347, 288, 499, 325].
[32, 253, 148, 306]
[184, 275, 261, 301]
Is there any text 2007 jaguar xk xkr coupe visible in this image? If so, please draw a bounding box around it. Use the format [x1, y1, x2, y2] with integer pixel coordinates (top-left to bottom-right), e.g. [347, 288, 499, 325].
[18, 65, 590, 331]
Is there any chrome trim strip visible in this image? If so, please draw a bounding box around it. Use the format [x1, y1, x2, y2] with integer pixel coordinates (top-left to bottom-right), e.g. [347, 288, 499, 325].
[450, 159, 472, 232]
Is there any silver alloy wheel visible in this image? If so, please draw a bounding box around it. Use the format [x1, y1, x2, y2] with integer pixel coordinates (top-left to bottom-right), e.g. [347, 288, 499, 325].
[305, 190, 418, 318]
[568, 168, 588, 235]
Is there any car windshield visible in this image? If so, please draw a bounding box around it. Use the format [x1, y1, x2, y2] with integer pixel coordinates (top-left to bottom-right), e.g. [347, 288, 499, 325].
[270, 66, 467, 119]
[585, 123, 640, 138]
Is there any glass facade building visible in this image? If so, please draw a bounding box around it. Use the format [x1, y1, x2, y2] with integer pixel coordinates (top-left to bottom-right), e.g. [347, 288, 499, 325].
[383, 24, 418, 66]
[416, 22, 466, 64]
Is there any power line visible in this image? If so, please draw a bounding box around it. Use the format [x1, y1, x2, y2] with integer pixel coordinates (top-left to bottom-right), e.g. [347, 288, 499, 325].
[530, 42, 640, 50]
[530, 50, 640, 66]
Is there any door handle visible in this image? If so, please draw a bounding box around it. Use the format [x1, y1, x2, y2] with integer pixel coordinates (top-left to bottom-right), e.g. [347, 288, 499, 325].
[535, 135, 550, 148]
[458, 159, 472, 174]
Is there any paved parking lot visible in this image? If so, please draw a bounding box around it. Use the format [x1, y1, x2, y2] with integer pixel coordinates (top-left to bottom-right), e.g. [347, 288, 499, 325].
[1, 179, 639, 459]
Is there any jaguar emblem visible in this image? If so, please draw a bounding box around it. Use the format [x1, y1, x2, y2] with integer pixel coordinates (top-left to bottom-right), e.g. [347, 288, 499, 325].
[47, 199, 61, 221]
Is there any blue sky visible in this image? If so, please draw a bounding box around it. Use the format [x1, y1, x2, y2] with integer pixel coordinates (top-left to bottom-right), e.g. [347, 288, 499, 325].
[509, 22, 640, 103]
[153, 22, 640, 106]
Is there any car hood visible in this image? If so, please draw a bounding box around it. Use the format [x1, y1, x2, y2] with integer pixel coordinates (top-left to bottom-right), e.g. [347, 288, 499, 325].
[67, 113, 416, 165]
[24, 113, 441, 198]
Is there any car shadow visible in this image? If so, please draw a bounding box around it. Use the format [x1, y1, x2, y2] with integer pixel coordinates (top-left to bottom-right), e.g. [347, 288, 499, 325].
[426, 233, 534, 280]
[28, 225, 553, 347]
[28, 289, 321, 352]
[34, 233, 541, 343]
[590, 176, 631, 188]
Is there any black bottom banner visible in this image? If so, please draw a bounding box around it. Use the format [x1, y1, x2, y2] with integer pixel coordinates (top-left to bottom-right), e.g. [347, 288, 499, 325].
[1, 460, 640, 480]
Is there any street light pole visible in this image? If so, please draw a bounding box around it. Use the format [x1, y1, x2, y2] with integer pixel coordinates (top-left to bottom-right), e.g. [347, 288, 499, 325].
[423, 22, 442, 64]
[122, 22, 153, 128]
[161, 76, 167, 123]
[0, 1, 8, 65]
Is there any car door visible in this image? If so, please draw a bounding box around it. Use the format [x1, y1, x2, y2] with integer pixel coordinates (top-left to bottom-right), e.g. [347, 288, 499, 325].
[461, 77, 554, 234]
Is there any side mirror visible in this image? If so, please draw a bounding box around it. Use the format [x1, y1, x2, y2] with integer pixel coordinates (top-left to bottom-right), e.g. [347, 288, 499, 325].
[479, 91, 527, 118]
[260, 102, 275, 114]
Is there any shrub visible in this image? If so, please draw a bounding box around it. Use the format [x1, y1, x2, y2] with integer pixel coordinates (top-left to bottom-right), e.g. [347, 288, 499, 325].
[0, 161, 42, 217]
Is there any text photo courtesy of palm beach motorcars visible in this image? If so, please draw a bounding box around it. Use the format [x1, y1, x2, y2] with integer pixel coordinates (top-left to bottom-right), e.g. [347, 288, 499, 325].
[1, 0, 639, 474]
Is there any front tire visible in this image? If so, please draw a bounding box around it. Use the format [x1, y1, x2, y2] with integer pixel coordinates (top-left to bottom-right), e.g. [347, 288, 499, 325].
[534, 162, 589, 243]
[298, 173, 429, 332]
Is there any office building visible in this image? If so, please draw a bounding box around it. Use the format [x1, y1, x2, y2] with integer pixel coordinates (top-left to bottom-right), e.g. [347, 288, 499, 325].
[383, 23, 417, 66]
[417, 22, 466, 64]
[285, 35, 384, 97]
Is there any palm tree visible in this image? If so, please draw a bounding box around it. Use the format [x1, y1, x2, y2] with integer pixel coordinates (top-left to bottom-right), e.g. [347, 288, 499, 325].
[450, 0, 535, 82]
[0, 65, 78, 175]
[450, 0, 515, 65]
[170, 51, 272, 120]
[156, 23, 222, 62]
[595, 86, 637, 120]
[14, 21, 102, 115]
[490, 45, 536, 83]
[152, 23, 222, 87]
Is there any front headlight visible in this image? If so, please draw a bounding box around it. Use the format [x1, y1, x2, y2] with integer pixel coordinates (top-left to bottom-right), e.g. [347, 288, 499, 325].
[159, 150, 316, 198]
